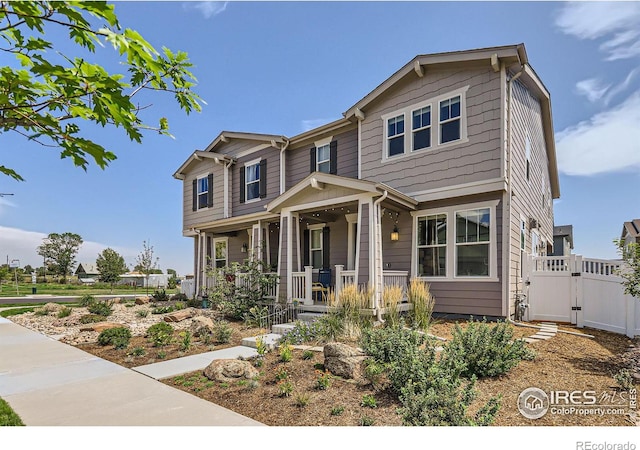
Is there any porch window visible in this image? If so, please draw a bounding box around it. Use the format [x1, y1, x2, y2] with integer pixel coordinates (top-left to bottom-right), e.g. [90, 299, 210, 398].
[214, 239, 228, 269]
[245, 162, 260, 202]
[417, 214, 446, 277]
[310, 228, 323, 269]
[455, 208, 490, 277]
[439, 95, 461, 144]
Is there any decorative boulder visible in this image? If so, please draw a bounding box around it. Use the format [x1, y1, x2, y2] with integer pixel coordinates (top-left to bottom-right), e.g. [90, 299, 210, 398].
[204, 359, 259, 383]
[135, 297, 150, 305]
[190, 316, 214, 336]
[42, 302, 64, 313]
[164, 309, 195, 323]
[80, 322, 127, 333]
[323, 342, 367, 380]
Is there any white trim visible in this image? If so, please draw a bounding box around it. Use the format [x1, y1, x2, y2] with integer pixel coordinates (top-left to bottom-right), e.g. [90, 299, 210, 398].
[280, 193, 374, 215]
[244, 157, 262, 203]
[314, 136, 333, 148]
[381, 85, 470, 162]
[408, 178, 507, 202]
[307, 223, 327, 231]
[286, 212, 293, 302]
[355, 201, 363, 284]
[411, 199, 499, 283]
[308, 224, 325, 270]
[501, 190, 510, 317]
[195, 172, 211, 211]
[212, 237, 229, 269]
[315, 143, 331, 174]
[293, 213, 301, 272]
[368, 199, 375, 287]
[235, 143, 272, 160]
[357, 118, 362, 179]
[223, 164, 229, 218]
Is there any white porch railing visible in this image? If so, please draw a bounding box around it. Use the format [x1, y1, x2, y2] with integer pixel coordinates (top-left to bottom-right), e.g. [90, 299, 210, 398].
[383, 270, 409, 288]
[203, 271, 278, 299]
[581, 258, 622, 277]
[291, 267, 313, 303]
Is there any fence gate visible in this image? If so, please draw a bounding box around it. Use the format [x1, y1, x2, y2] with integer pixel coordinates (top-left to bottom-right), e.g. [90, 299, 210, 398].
[524, 254, 639, 338]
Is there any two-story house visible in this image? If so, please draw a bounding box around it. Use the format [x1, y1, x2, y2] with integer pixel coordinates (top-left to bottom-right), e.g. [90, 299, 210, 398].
[173, 43, 560, 320]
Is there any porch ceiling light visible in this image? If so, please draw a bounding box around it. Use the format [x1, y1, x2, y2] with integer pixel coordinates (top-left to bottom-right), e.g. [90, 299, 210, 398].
[391, 225, 399, 242]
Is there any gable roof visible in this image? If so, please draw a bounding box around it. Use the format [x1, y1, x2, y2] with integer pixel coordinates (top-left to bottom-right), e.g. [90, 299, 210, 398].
[76, 263, 99, 275]
[622, 219, 640, 239]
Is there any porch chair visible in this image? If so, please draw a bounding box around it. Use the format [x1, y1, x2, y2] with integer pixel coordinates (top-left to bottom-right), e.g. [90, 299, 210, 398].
[312, 268, 332, 303]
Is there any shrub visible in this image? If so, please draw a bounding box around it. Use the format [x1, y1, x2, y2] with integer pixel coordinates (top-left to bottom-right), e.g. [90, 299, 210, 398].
[151, 289, 170, 302]
[146, 322, 174, 347]
[255, 337, 268, 357]
[87, 300, 113, 317]
[280, 320, 325, 345]
[157, 350, 167, 359]
[614, 369, 634, 390]
[301, 350, 314, 360]
[439, 319, 535, 378]
[277, 380, 294, 398]
[171, 293, 188, 303]
[179, 331, 192, 351]
[151, 305, 174, 314]
[136, 309, 149, 318]
[382, 284, 403, 328]
[274, 366, 289, 381]
[187, 297, 201, 308]
[295, 393, 311, 407]
[360, 326, 426, 365]
[128, 346, 146, 357]
[244, 305, 268, 328]
[408, 278, 435, 330]
[34, 306, 52, 316]
[97, 327, 131, 349]
[79, 294, 95, 307]
[330, 405, 345, 416]
[315, 370, 332, 390]
[57, 306, 72, 318]
[359, 415, 375, 426]
[361, 394, 377, 408]
[213, 320, 233, 343]
[363, 359, 387, 390]
[79, 314, 106, 324]
[174, 302, 185, 310]
[279, 344, 293, 362]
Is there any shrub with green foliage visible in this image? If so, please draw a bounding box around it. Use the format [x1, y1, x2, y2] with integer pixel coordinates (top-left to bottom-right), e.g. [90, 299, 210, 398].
[171, 293, 188, 302]
[439, 319, 535, 378]
[614, 369, 634, 391]
[97, 327, 131, 349]
[213, 320, 233, 343]
[57, 306, 72, 318]
[360, 326, 426, 365]
[87, 299, 113, 317]
[79, 314, 106, 324]
[146, 322, 174, 347]
[279, 344, 293, 362]
[151, 305, 174, 314]
[0, 397, 24, 426]
[151, 289, 170, 302]
[279, 320, 325, 345]
[79, 294, 95, 307]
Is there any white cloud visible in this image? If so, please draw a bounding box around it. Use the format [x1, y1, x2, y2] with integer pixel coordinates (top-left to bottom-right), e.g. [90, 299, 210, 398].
[555, 2, 640, 60]
[575, 78, 610, 103]
[301, 118, 336, 132]
[603, 67, 640, 105]
[0, 226, 138, 270]
[556, 91, 640, 176]
[183, 1, 228, 19]
[0, 196, 16, 216]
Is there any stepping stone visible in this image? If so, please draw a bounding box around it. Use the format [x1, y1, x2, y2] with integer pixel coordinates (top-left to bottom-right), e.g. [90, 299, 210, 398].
[241, 333, 281, 350]
[540, 322, 558, 327]
[309, 346, 324, 352]
[536, 331, 556, 337]
[539, 327, 557, 333]
[523, 338, 539, 344]
[529, 334, 552, 340]
[271, 323, 296, 335]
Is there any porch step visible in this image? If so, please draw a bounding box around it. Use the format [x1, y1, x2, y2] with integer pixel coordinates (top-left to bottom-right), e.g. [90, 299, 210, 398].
[297, 312, 325, 323]
[297, 304, 328, 313]
[241, 333, 282, 350]
[271, 323, 297, 335]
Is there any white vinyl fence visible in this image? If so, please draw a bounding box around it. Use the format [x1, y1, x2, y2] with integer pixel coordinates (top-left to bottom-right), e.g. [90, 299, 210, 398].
[525, 255, 639, 337]
[180, 279, 195, 299]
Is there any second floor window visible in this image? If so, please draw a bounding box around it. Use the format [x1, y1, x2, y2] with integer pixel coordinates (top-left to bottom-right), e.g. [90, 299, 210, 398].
[387, 115, 405, 157]
[316, 144, 330, 173]
[197, 176, 209, 209]
[412, 106, 431, 151]
[245, 162, 260, 202]
[439, 95, 461, 144]
[192, 173, 213, 211]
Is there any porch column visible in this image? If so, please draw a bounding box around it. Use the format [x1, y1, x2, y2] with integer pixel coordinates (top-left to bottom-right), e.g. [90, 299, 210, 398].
[277, 213, 289, 302]
[356, 200, 370, 287]
[335, 264, 344, 302]
[304, 265, 313, 305]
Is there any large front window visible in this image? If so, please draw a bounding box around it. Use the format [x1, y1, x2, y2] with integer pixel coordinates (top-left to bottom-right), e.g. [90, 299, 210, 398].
[245, 162, 260, 201]
[455, 208, 490, 277]
[417, 214, 446, 276]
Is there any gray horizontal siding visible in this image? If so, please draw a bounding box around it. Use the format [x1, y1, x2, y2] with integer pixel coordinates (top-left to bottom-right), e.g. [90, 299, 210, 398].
[286, 128, 359, 189]
[214, 139, 272, 159]
[232, 146, 281, 216]
[182, 159, 224, 231]
[360, 65, 502, 193]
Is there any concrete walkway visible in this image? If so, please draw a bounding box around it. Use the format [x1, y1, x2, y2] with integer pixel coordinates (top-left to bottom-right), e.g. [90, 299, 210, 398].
[0, 317, 263, 426]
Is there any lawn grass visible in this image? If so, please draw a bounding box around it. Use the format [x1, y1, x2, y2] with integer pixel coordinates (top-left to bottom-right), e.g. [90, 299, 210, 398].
[0, 307, 36, 318]
[0, 397, 24, 426]
[0, 282, 178, 298]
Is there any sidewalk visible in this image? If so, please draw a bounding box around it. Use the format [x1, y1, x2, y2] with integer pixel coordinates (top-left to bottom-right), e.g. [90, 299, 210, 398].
[0, 317, 264, 426]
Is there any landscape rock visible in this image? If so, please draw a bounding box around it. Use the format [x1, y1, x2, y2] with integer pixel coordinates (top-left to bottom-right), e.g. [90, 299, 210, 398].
[79, 322, 128, 333]
[41, 303, 64, 313]
[135, 297, 150, 305]
[203, 359, 259, 383]
[164, 309, 195, 323]
[323, 342, 367, 380]
[190, 316, 214, 336]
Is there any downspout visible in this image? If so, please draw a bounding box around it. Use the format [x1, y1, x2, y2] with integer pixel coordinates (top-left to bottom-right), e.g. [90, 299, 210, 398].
[193, 228, 202, 297]
[280, 138, 290, 194]
[373, 190, 388, 323]
[224, 160, 233, 218]
[506, 64, 525, 319]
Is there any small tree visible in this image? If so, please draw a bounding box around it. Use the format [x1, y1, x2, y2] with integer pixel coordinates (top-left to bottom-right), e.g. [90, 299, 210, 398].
[96, 248, 128, 293]
[36, 232, 83, 283]
[135, 240, 159, 295]
[615, 239, 640, 298]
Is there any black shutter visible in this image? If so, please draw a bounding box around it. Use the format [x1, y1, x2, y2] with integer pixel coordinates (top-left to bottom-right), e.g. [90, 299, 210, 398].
[310, 147, 316, 173]
[259, 159, 267, 198]
[192, 179, 197, 211]
[329, 140, 337, 175]
[303, 229, 310, 268]
[239, 166, 246, 204]
[322, 226, 330, 270]
[207, 173, 214, 208]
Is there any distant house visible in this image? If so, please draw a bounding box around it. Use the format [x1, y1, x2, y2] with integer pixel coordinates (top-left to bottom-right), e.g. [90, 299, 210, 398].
[621, 219, 640, 250]
[75, 263, 100, 280]
[119, 272, 169, 289]
[550, 225, 573, 256]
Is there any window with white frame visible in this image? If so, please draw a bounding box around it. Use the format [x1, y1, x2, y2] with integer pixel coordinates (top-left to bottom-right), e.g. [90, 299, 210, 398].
[531, 230, 540, 257]
[387, 115, 405, 157]
[316, 144, 331, 173]
[416, 214, 447, 276]
[310, 228, 323, 269]
[412, 106, 431, 151]
[245, 161, 260, 202]
[213, 238, 227, 268]
[455, 208, 490, 277]
[382, 86, 468, 160]
[197, 175, 209, 209]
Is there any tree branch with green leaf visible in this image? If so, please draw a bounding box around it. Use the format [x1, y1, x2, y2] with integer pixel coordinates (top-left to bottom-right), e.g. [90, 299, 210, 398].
[0, 1, 203, 181]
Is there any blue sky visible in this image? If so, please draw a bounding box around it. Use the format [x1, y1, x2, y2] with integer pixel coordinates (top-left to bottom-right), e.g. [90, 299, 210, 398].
[1, 1, 639, 277]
